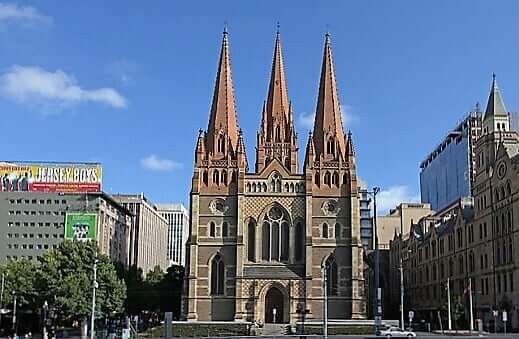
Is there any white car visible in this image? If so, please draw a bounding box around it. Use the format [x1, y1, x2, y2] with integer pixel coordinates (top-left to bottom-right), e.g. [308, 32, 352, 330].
[379, 326, 416, 337]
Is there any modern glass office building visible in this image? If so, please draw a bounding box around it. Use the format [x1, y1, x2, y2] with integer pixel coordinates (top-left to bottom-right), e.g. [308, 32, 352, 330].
[420, 111, 482, 212]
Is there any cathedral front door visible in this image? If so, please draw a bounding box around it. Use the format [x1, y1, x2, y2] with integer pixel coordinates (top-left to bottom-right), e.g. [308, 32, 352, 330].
[265, 287, 284, 323]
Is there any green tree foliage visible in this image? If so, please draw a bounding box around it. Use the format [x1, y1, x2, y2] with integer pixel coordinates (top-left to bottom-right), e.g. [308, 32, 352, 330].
[119, 264, 184, 318]
[0, 258, 38, 310]
[38, 241, 126, 322]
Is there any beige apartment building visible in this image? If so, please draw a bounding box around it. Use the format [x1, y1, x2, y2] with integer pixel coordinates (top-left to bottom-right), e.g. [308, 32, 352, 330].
[113, 193, 168, 273]
[183, 30, 366, 323]
[389, 77, 519, 331]
[377, 203, 432, 249]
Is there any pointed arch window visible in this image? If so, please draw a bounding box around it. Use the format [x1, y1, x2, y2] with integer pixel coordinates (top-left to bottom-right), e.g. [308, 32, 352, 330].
[325, 256, 338, 296]
[209, 221, 216, 237]
[327, 137, 335, 156]
[261, 205, 290, 262]
[315, 172, 320, 186]
[324, 172, 331, 186]
[222, 222, 229, 237]
[231, 170, 237, 183]
[210, 254, 225, 295]
[295, 222, 304, 261]
[262, 221, 270, 261]
[275, 126, 281, 142]
[213, 170, 219, 185]
[221, 170, 228, 186]
[332, 172, 339, 187]
[202, 170, 208, 186]
[248, 220, 256, 262]
[217, 135, 226, 153]
[322, 223, 329, 239]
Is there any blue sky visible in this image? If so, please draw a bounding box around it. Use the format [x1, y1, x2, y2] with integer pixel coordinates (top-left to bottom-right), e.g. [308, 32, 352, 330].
[1, 1, 518, 212]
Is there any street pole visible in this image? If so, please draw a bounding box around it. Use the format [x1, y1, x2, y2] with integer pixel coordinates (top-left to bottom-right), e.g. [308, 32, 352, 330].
[90, 257, 98, 339]
[400, 257, 404, 330]
[447, 278, 452, 331]
[12, 293, 17, 332]
[469, 278, 474, 332]
[43, 300, 48, 339]
[322, 265, 328, 339]
[0, 272, 5, 328]
[372, 187, 381, 334]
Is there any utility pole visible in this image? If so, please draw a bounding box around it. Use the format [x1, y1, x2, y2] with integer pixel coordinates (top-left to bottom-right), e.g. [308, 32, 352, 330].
[447, 278, 452, 331]
[0, 272, 5, 328]
[400, 257, 404, 330]
[469, 278, 474, 332]
[90, 256, 98, 339]
[12, 292, 17, 332]
[322, 265, 328, 339]
[370, 187, 381, 334]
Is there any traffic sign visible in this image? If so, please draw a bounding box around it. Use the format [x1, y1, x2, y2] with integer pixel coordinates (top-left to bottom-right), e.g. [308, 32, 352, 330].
[408, 310, 414, 321]
[503, 311, 507, 322]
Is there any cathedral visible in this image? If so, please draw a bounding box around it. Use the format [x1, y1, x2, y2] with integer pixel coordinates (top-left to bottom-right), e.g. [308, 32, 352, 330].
[183, 28, 366, 323]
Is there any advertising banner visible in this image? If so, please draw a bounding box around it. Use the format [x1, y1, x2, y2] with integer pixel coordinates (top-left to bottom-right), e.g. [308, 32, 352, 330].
[0, 162, 102, 193]
[65, 213, 97, 241]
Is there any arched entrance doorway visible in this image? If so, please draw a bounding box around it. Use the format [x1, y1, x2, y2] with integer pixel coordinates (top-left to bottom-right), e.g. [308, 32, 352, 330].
[265, 287, 284, 323]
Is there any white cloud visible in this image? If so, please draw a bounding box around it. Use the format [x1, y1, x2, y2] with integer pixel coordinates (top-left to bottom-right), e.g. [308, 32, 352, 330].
[297, 104, 358, 131]
[141, 155, 182, 172]
[377, 185, 420, 215]
[0, 65, 127, 109]
[0, 3, 51, 23]
[340, 104, 358, 128]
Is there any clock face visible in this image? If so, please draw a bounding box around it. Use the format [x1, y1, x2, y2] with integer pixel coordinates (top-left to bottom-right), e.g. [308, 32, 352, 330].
[322, 200, 339, 215]
[497, 161, 507, 179]
[209, 198, 227, 215]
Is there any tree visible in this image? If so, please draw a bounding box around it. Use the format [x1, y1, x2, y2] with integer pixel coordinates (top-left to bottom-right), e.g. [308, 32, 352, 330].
[0, 258, 38, 310]
[37, 240, 126, 323]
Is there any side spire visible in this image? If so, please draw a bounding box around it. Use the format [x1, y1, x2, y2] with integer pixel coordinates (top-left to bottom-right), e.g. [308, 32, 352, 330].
[312, 33, 346, 159]
[207, 28, 239, 155]
[484, 73, 508, 120]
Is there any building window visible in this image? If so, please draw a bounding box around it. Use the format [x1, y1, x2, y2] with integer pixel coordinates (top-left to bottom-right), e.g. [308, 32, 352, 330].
[210, 254, 225, 296]
[217, 135, 225, 153]
[314, 172, 320, 186]
[322, 223, 329, 239]
[295, 222, 304, 261]
[325, 256, 338, 296]
[247, 220, 255, 262]
[209, 222, 216, 237]
[202, 171, 208, 186]
[327, 137, 335, 156]
[212, 170, 219, 185]
[221, 170, 227, 185]
[261, 205, 289, 262]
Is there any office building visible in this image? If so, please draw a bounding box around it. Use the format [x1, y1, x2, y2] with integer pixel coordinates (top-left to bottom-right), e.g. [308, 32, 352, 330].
[420, 111, 482, 211]
[156, 203, 189, 267]
[0, 191, 132, 266]
[113, 193, 168, 273]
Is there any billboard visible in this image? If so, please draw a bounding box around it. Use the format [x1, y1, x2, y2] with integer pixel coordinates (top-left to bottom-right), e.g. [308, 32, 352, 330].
[0, 162, 102, 193]
[65, 213, 97, 241]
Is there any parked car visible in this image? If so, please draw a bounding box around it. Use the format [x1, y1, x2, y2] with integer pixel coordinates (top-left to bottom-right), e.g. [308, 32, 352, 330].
[380, 326, 416, 337]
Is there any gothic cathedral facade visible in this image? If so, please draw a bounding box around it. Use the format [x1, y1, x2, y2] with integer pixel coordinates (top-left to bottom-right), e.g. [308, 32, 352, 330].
[183, 29, 366, 323]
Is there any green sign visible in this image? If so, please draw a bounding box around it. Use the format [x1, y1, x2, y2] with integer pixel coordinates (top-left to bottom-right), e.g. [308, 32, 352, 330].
[65, 213, 97, 240]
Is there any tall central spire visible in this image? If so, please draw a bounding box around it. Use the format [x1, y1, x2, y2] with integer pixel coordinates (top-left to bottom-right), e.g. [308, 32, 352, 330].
[312, 33, 346, 158]
[262, 29, 291, 136]
[207, 28, 239, 155]
[256, 28, 298, 174]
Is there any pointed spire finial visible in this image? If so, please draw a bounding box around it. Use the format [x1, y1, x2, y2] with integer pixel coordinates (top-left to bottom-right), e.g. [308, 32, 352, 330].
[276, 21, 280, 35]
[492, 72, 496, 82]
[223, 21, 228, 35]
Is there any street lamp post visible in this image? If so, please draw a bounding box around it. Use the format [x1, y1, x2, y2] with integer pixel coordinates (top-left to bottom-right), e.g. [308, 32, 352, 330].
[0, 272, 5, 328]
[43, 300, 48, 339]
[367, 187, 381, 334]
[12, 292, 17, 332]
[90, 257, 98, 339]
